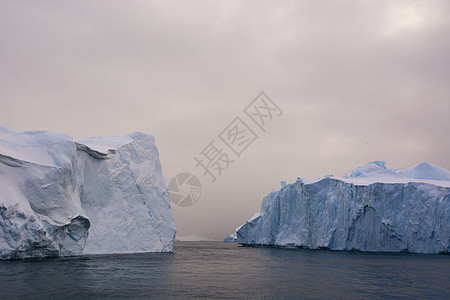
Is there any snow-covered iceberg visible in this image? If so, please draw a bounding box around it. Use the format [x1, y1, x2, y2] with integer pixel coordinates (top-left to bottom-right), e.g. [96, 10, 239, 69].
[0, 127, 175, 260]
[237, 161, 450, 253]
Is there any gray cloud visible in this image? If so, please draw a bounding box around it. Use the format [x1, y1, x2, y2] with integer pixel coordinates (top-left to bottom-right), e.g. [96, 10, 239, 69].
[1, 0, 449, 240]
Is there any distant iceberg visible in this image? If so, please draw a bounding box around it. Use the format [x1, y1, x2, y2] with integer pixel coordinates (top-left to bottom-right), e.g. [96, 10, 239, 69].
[175, 235, 215, 242]
[223, 233, 237, 243]
[237, 161, 450, 253]
[0, 127, 176, 260]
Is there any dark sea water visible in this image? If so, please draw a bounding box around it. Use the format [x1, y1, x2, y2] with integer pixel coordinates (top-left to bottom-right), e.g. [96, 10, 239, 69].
[0, 241, 449, 299]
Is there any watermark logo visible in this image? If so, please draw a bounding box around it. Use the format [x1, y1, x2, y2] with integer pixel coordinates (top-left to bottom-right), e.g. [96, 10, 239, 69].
[169, 92, 282, 207]
[244, 92, 283, 132]
[219, 117, 258, 157]
[168, 173, 202, 207]
[194, 141, 235, 183]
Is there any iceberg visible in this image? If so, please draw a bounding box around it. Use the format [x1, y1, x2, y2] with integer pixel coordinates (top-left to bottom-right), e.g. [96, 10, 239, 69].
[223, 233, 237, 243]
[0, 127, 175, 260]
[237, 161, 450, 253]
[175, 235, 215, 242]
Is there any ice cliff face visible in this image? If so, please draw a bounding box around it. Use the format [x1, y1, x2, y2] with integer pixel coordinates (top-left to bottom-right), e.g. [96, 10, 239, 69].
[76, 133, 175, 254]
[237, 162, 450, 253]
[0, 127, 175, 260]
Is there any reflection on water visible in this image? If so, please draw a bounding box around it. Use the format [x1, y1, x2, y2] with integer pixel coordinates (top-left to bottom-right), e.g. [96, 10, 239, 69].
[1, 242, 449, 299]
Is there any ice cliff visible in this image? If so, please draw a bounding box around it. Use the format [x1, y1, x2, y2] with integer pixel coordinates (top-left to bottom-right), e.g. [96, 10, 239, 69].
[237, 161, 450, 253]
[0, 127, 175, 260]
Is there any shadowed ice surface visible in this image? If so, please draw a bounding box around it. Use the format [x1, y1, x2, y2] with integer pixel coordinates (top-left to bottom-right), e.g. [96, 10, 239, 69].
[1, 242, 449, 299]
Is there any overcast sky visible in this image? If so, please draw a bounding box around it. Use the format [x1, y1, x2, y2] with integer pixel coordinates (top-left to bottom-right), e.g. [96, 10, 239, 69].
[1, 0, 449, 240]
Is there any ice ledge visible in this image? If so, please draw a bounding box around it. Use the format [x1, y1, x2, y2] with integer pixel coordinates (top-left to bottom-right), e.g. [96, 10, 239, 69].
[74, 132, 153, 159]
[75, 142, 117, 159]
[75, 135, 134, 159]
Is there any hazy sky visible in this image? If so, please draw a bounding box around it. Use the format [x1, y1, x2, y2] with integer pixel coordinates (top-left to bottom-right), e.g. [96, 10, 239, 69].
[1, 0, 449, 240]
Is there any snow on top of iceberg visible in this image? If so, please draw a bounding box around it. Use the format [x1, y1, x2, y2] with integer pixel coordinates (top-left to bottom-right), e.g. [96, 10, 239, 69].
[395, 162, 450, 181]
[277, 161, 450, 189]
[342, 161, 450, 187]
[75, 132, 150, 159]
[75, 135, 134, 154]
[350, 160, 388, 178]
[350, 161, 450, 181]
[0, 127, 155, 166]
[0, 127, 74, 167]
